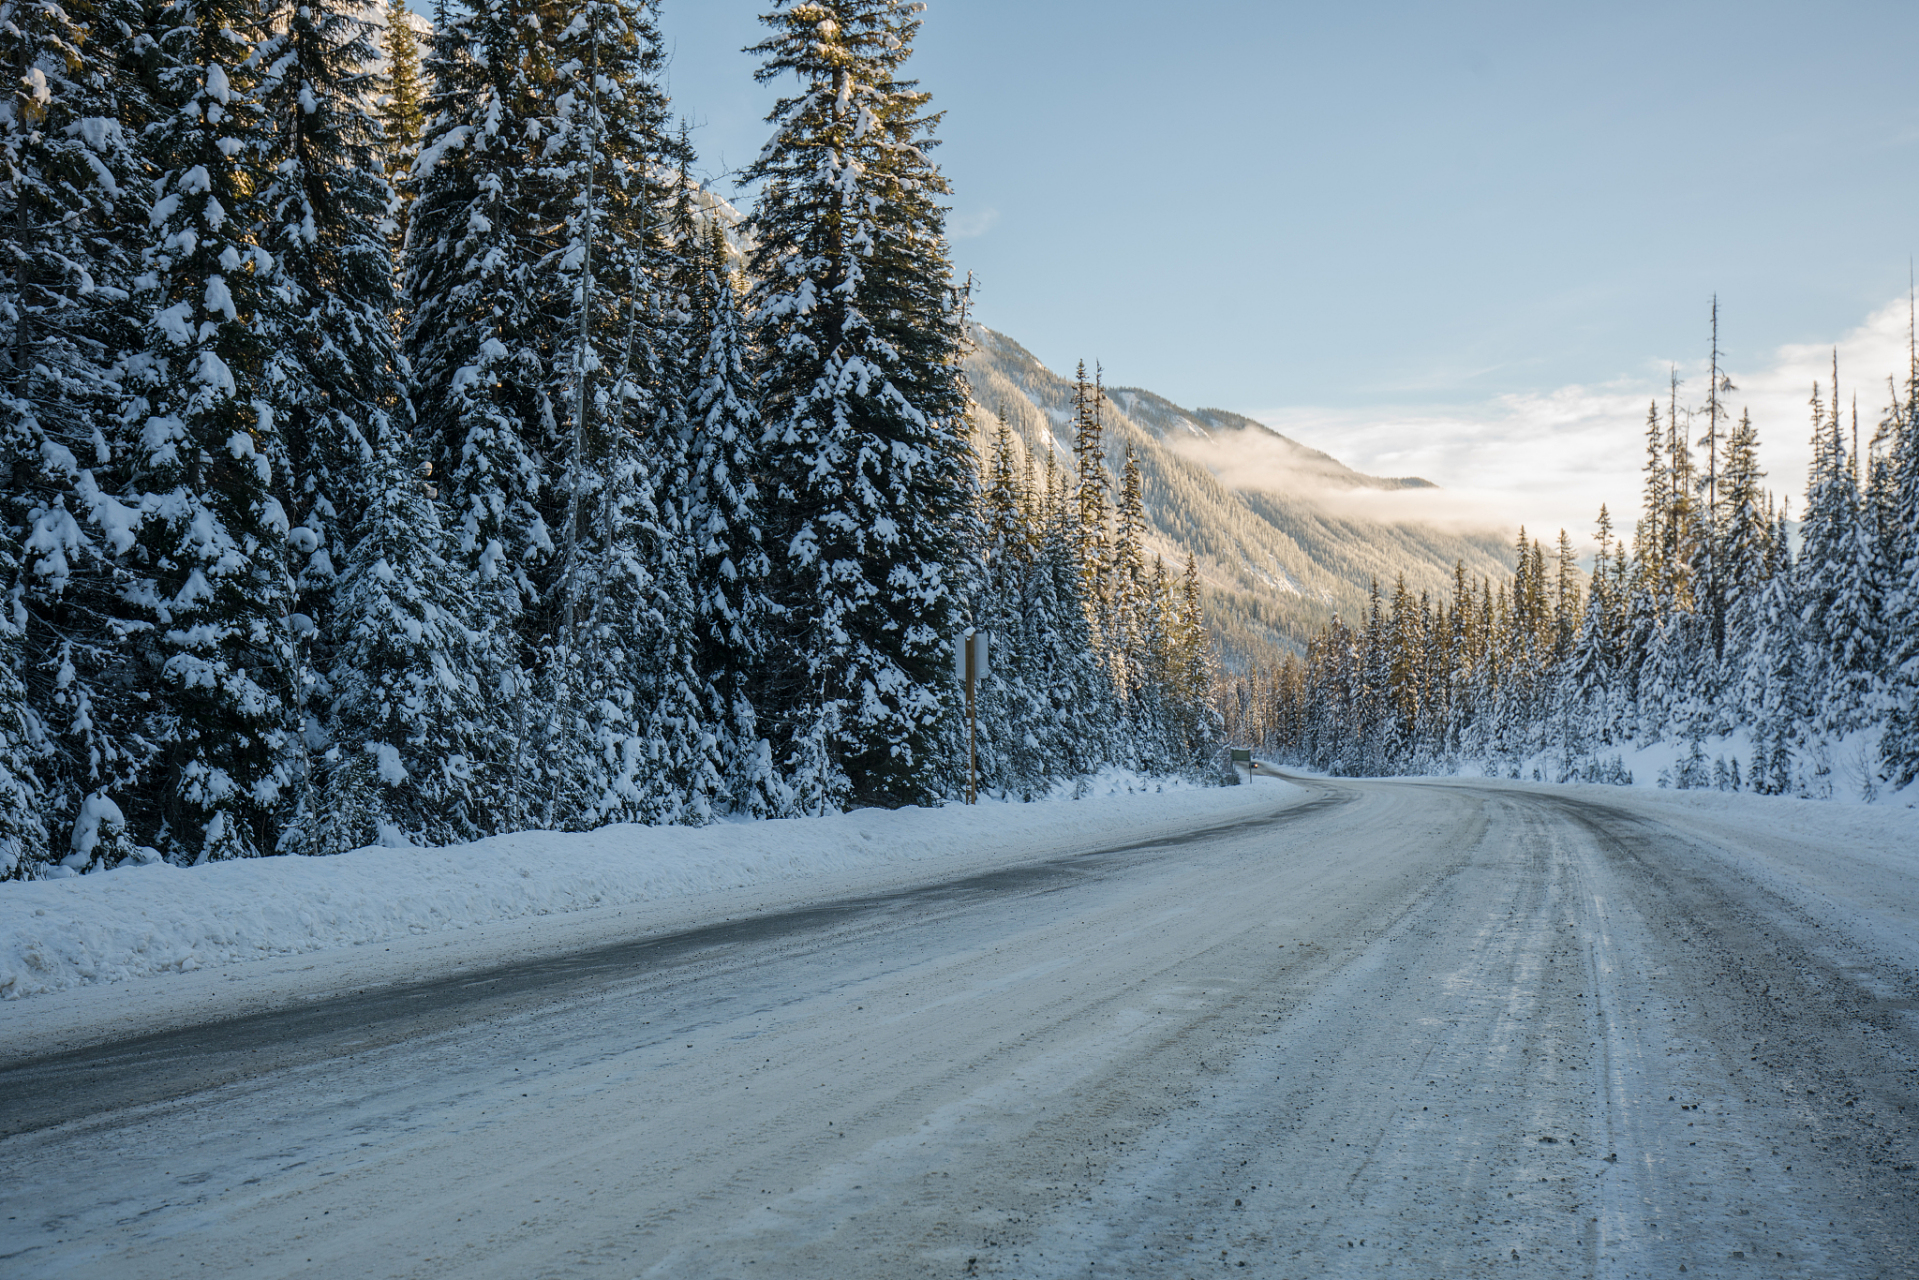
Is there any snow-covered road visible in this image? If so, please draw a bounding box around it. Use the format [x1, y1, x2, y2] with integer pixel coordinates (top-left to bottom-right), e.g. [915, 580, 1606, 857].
[3, 777, 1916, 1278]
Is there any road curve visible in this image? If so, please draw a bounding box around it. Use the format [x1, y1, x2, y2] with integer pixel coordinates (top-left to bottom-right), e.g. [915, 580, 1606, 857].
[1, 777, 1914, 1279]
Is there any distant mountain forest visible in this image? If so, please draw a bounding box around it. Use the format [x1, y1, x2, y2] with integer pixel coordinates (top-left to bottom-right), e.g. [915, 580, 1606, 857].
[1229, 316, 1919, 800]
[963, 328, 1518, 669]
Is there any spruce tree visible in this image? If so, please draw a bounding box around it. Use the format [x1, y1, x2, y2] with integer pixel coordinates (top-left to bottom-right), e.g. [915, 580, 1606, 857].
[378, 0, 424, 244]
[406, 0, 681, 828]
[746, 0, 973, 809]
[322, 437, 498, 852]
[1880, 322, 1919, 786]
[129, 0, 300, 861]
[1747, 512, 1801, 794]
[685, 221, 780, 816]
[1797, 375, 1879, 733]
[1110, 445, 1148, 707]
[2, 0, 150, 872]
[0, 547, 45, 877]
[404, 0, 569, 829]
[1718, 408, 1768, 709]
[1069, 361, 1109, 627]
[254, 0, 405, 848]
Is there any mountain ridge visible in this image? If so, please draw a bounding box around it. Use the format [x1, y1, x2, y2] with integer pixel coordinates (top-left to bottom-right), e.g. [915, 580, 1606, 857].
[963, 326, 1517, 668]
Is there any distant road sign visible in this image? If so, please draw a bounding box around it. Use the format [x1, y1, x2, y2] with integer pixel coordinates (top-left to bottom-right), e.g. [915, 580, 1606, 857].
[1230, 749, 1252, 763]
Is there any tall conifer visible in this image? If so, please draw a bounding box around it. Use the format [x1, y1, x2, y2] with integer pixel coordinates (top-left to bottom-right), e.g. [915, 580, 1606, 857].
[130, 0, 300, 861]
[746, 0, 972, 809]
[2, 0, 150, 872]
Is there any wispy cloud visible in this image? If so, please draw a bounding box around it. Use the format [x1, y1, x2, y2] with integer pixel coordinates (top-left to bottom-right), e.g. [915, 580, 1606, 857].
[1229, 294, 1916, 547]
[949, 207, 1000, 239]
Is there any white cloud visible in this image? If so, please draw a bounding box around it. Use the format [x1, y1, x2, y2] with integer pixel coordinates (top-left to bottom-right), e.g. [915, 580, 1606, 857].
[1233, 293, 1916, 547]
[949, 207, 1000, 239]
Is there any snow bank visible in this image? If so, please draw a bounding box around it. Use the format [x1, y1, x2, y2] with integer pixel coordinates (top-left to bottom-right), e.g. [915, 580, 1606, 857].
[1455, 725, 1915, 808]
[0, 781, 1292, 1001]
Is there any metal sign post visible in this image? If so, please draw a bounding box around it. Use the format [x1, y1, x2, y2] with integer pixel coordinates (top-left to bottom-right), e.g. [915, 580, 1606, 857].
[955, 631, 990, 804]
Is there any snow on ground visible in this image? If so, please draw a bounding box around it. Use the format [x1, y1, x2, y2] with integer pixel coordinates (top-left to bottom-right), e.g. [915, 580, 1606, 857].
[8, 773, 1915, 1277]
[1458, 726, 1912, 806]
[1461, 775, 1919, 966]
[1275, 764, 1919, 974]
[0, 775, 1283, 1005]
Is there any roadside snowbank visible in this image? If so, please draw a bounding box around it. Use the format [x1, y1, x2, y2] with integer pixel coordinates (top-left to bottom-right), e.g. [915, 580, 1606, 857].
[1455, 725, 1915, 808]
[0, 780, 1293, 1001]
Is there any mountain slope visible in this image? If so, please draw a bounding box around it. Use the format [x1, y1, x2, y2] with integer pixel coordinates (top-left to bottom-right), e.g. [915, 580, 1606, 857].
[964, 327, 1515, 667]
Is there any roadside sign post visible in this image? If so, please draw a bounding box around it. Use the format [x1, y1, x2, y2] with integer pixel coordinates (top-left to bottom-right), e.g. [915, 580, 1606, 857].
[955, 631, 990, 804]
[1230, 748, 1253, 783]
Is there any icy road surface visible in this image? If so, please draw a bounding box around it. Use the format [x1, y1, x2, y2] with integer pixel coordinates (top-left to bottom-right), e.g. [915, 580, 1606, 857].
[3, 776, 1916, 1279]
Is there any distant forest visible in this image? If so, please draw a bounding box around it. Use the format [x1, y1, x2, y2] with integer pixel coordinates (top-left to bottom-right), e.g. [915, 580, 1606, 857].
[1227, 310, 1919, 799]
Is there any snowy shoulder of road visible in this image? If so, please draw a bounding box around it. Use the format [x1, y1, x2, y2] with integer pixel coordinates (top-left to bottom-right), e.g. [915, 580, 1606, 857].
[0, 771, 1298, 1049]
[1587, 781, 1919, 964]
[1431, 774, 1919, 969]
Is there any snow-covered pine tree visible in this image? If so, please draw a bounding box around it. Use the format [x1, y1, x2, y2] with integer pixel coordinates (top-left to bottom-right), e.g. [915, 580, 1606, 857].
[1167, 552, 1218, 758]
[1878, 330, 1919, 787]
[1109, 445, 1148, 709]
[1717, 408, 1768, 720]
[253, 0, 404, 849]
[1069, 361, 1108, 630]
[1557, 559, 1612, 764]
[127, 0, 300, 861]
[2, 0, 152, 874]
[1747, 509, 1801, 794]
[404, 0, 562, 827]
[1663, 369, 1698, 613]
[0, 538, 45, 877]
[1387, 575, 1422, 768]
[377, 0, 424, 245]
[1693, 299, 1731, 658]
[1354, 578, 1388, 774]
[321, 433, 499, 852]
[746, 0, 973, 810]
[1635, 400, 1666, 600]
[1551, 529, 1579, 662]
[1797, 371, 1880, 735]
[559, 1, 718, 830]
[406, 0, 683, 829]
[1130, 554, 1181, 771]
[684, 219, 781, 817]
[1034, 448, 1112, 782]
[970, 411, 1046, 798]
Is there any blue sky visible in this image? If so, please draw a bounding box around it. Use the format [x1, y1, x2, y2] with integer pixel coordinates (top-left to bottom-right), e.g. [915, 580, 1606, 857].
[660, 1, 1919, 536]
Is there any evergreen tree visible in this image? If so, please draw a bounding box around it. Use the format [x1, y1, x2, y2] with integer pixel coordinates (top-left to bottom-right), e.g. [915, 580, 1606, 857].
[1747, 511, 1801, 794]
[253, 0, 405, 847]
[1880, 318, 1919, 786]
[405, 0, 681, 827]
[1069, 360, 1108, 627]
[2, 0, 151, 873]
[1109, 445, 1148, 705]
[1635, 400, 1666, 597]
[746, 0, 973, 809]
[685, 221, 780, 816]
[128, 0, 300, 861]
[322, 437, 498, 852]
[1718, 407, 1769, 709]
[1798, 373, 1880, 733]
[0, 546, 46, 877]
[378, 0, 424, 244]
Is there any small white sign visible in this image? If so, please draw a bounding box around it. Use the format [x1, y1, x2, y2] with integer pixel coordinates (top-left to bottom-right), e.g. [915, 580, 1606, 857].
[954, 631, 991, 684]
